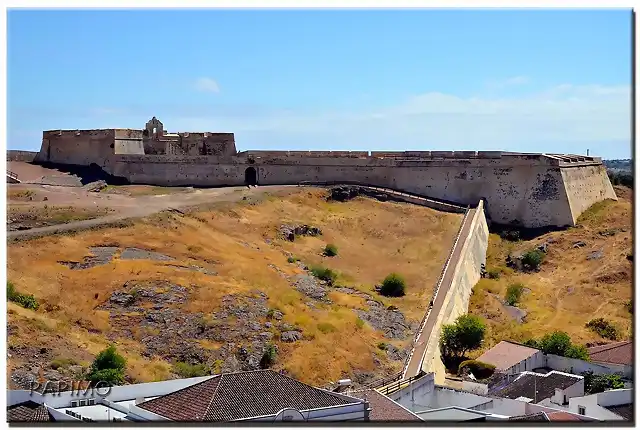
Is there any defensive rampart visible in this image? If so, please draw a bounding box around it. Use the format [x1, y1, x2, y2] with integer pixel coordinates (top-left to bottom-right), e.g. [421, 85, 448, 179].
[17, 118, 618, 229]
[418, 201, 489, 384]
[100, 151, 615, 228]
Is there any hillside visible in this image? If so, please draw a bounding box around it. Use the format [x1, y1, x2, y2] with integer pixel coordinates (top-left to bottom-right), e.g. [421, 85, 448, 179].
[469, 185, 633, 353]
[7, 188, 462, 388]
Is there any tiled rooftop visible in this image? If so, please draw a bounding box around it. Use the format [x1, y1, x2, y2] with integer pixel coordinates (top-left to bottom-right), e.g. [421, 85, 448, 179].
[138, 370, 362, 421]
[587, 341, 633, 365]
[7, 401, 54, 422]
[475, 341, 540, 371]
[604, 403, 633, 420]
[347, 389, 422, 421]
[490, 371, 582, 402]
[509, 411, 592, 422]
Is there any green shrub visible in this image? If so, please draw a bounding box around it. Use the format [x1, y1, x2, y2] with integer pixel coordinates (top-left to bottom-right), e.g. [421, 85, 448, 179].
[317, 322, 336, 334]
[586, 318, 619, 341]
[260, 344, 277, 369]
[355, 318, 365, 329]
[440, 315, 486, 360]
[487, 269, 501, 280]
[310, 265, 338, 285]
[87, 345, 126, 386]
[582, 371, 625, 394]
[323, 244, 338, 257]
[522, 249, 545, 271]
[7, 281, 39, 311]
[458, 360, 496, 379]
[377, 342, 388, 351]
[287, 256, 296, 263]
[380, 273, 406, 297]
[564, 344, 590, 361]
[505, 283, 525, 306]
[172, 362, 211, 378]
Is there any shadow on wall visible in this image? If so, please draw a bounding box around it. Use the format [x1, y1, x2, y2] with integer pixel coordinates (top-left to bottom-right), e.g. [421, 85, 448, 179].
[38, 162, 131, 186]
[489, 222, 569, 242]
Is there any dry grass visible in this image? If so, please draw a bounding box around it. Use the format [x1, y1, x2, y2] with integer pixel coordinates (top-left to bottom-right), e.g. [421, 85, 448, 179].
[469, 186, 633, 354]
[8, 205, 112, 225]
[7, 188, 462, 386]
[100, 185, 195, 196]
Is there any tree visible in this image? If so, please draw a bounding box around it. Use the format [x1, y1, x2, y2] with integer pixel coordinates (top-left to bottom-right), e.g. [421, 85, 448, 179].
[582, 371, 625, 394]
[440, 314, 486, 360]
[538, 331, 572, 356]
[380, 273, 406, 297]
[87, 345, 126, 386]
[564, 344, 590, 361]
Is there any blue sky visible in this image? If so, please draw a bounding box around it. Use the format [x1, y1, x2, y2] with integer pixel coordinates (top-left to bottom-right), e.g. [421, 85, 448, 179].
[7, 8, 632, 158]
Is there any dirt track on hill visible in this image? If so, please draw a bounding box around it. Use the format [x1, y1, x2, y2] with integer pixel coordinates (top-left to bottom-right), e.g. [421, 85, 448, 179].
[7, 185, 298, 241]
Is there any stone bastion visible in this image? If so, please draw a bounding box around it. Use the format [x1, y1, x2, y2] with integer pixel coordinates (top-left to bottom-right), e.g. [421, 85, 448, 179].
[18, 117, 617, 229]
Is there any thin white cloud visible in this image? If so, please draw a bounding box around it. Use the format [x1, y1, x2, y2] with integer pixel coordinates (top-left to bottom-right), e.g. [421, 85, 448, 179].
[503, 75, 530, 86]
[194, 77, 220, 93]
[172, 83, 631, 156]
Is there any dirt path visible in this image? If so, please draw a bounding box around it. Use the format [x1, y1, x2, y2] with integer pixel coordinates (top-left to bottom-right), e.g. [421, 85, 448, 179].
[7, 185, 297, 241]
[403, 207, 477, 378]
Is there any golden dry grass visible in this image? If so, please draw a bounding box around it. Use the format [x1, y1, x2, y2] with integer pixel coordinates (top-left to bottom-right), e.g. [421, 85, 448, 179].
[469, 186, 633, 355]
[7, 188, 462, 385]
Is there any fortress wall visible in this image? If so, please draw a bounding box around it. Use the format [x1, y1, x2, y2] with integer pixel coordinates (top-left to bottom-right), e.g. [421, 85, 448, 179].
[560, 163, 618, 223]
[114, 129, 144, 139]
[39, 130, 115, 167]
[253, 157, 575, 228]
[421, 202, 489, 384]
[107, 156, 245, 186]
[7, 150, 38, 162]
[103, 153, 610, 228]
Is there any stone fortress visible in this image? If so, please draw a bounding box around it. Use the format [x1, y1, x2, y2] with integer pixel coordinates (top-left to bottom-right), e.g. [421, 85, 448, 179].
[30, 116, 617, 229]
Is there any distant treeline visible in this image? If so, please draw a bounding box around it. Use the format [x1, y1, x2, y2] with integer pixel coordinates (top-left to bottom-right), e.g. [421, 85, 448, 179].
[608, 170, 633, 188]
[603, 159, 632, 171]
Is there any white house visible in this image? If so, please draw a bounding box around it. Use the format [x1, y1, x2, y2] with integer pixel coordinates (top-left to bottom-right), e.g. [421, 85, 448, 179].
[475, 341, 545, 374]
[566, 389, 633, 421]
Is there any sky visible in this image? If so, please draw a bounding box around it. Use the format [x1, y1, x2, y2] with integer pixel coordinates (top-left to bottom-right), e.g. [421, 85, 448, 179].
[7, 8, 633, 159]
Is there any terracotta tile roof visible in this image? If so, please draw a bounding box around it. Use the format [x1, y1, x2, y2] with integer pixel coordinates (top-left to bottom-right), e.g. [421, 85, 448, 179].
[510, 411, 592, 422]
[491, 371, 582, 402]
[509, 412, 549, 421]
[587, 341, 632, 365]
[604, 403, 633, 420]
[475, 341, 539, 371]
[7, 401, 54, 422]
[348, 389, 422, 421]
[138, 370, 361, 421]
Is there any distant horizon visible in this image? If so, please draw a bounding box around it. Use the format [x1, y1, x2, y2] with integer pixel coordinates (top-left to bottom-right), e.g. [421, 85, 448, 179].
[7, 8, 632, 159]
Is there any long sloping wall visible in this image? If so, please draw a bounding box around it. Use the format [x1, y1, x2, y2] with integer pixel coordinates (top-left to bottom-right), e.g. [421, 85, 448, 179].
[560, 163, 618, 224]
[419, 200, 489, 384]
[101, 153, 612, 228]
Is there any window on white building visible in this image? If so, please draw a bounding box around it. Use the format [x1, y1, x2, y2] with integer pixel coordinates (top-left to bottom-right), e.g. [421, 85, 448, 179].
[578, 406, 586, 415]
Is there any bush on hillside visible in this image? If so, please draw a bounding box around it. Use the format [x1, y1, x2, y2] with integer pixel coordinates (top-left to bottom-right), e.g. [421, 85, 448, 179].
[486, 268, 501, 280]
[87, 345, 126, 386]
[586, 318, 620, 341]
[260, 344, 277, 369]
[379, 273, 406, 297]
[505, 283, 525, 306]
[310, 265, 338, 285]
[522, 249, 545, 271]
[7, 281, 39, 311]
[172, 362, 211, 378]
[323, 244, 338, 257]
[458, 360, 496, 380]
